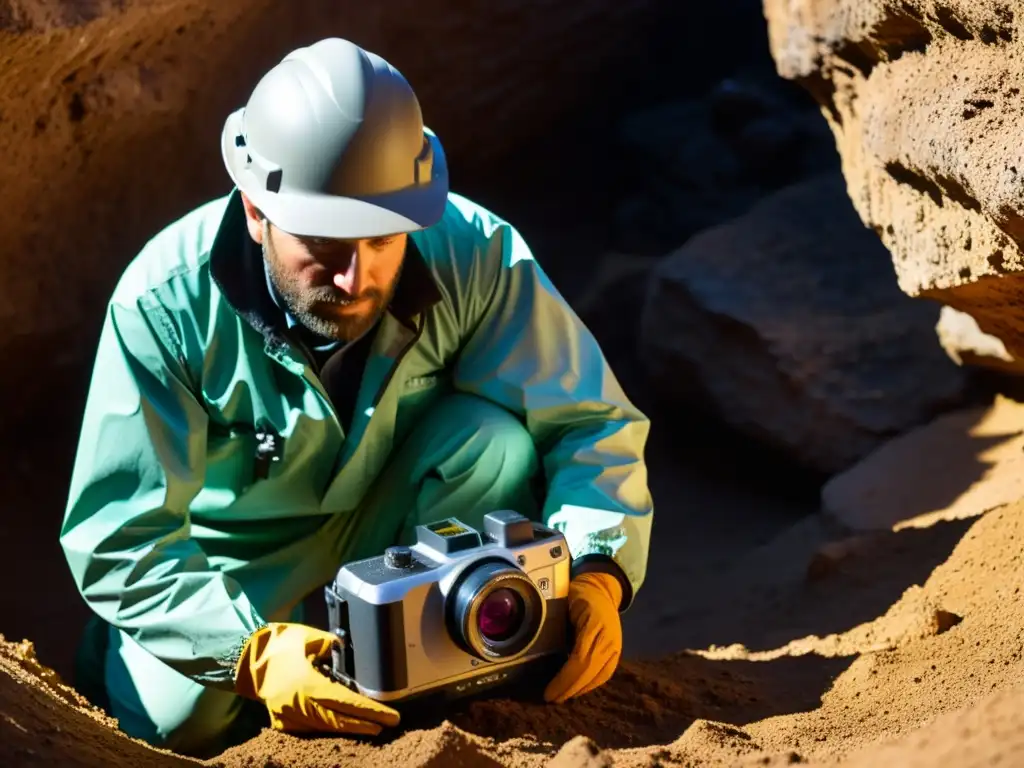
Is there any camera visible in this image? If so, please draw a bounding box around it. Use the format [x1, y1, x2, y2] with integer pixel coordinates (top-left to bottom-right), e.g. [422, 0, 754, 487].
[322, 509, 571, 704]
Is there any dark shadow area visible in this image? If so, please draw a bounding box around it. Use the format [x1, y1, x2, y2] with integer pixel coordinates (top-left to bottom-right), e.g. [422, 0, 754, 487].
[379, 650, 855, 751]
[822, 394, 1016, 530]
[644, 395, 830, 503]
[645, 513, 980, 658]
[458, 39, 826, 309]
[742, 516, 978, 653]
[0, 338, 95, 680]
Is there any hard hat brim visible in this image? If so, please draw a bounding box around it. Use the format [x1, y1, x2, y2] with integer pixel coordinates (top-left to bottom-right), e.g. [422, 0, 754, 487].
[220, 109, 449, 239]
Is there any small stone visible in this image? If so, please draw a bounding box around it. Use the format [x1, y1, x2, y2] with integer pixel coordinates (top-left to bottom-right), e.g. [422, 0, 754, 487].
[548, 735, 613, 768]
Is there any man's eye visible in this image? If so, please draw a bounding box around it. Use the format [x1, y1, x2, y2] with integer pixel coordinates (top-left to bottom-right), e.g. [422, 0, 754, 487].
[302, 236, 393, 250]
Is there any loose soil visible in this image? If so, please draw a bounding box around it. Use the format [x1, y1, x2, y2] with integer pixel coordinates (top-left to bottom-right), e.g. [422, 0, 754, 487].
[4, 461, 1023, 767]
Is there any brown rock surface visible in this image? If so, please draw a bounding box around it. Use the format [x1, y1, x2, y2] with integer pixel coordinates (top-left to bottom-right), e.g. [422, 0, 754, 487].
[762, 0, 1024, 360]
[639, 172, 965, 475]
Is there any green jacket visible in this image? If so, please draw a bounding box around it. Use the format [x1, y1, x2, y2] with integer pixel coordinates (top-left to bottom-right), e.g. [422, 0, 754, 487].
[59, 189, 653, 689]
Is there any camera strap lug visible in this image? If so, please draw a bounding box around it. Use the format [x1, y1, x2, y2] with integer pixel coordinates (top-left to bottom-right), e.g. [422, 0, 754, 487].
[323, 584, 356, 687]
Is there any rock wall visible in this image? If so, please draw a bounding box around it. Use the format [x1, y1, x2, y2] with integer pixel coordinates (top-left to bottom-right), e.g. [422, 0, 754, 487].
[638, 173, 966, 476]
[762, 0, 1024, 365]
[0, 0, 678, 428]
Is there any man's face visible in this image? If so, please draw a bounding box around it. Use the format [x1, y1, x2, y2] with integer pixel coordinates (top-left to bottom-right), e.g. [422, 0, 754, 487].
[243, 196, 408, 342]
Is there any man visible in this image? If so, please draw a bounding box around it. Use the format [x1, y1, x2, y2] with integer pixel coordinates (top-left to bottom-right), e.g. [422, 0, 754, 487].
[59, 37, 653, 757]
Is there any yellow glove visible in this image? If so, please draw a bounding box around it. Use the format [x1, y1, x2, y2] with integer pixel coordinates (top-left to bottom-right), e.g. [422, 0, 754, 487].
[543, 571, 623, 703]
[234, 622, 400, 735]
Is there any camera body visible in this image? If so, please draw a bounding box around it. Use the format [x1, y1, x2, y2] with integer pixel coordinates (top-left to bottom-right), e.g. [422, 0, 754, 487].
[322, 510, 571, 703]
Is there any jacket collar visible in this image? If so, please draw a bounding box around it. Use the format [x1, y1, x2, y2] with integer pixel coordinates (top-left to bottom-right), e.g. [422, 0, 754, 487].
[209, 189, 443, 349]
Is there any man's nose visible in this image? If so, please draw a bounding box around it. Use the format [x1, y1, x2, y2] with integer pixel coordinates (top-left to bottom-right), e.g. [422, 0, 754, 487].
[332, 251, 359, 295]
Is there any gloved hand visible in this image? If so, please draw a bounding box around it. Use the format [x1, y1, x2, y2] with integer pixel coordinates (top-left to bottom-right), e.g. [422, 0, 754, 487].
[234, 622, 400, 735]
[543, 571, 623, 703]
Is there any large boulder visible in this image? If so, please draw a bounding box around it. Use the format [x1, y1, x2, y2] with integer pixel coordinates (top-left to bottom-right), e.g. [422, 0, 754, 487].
[639, 172, 967, 476]
[762, 0, 1024, 363]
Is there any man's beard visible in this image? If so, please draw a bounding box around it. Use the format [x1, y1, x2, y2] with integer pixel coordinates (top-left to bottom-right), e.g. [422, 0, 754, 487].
[262, 236, 396, 343]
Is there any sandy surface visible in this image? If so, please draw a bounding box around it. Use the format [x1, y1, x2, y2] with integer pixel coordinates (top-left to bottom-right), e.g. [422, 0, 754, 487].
[4, 407, 1023, 767]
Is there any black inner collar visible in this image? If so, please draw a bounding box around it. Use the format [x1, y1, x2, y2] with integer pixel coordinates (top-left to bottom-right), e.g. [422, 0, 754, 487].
[209, 189, 443, 349]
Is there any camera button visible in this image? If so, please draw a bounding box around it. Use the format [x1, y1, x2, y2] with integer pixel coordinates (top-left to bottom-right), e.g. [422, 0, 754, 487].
[384, 546, 413, 569]
[549, 545, 563, 559]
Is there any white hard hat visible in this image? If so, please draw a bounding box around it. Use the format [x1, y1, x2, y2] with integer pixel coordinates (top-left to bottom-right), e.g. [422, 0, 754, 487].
[221, 37, 448, 239]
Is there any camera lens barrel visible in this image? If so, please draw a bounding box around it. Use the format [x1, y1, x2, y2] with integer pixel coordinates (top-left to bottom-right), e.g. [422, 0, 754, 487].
[448, 558, 546, 661]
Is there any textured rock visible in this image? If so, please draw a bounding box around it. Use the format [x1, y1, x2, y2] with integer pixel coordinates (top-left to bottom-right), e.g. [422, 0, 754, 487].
[639, 173, 966, 475]
[762, 0, 1024, 361]
[0, 0, 671, 413]
[936, 305, 1021, 374]
[548, 736, 613, 768]
[822, 394, 1024, 532]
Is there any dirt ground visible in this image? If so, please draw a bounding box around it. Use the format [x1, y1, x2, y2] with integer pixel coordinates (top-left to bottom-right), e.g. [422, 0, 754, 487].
[3, 406, 1024, 767]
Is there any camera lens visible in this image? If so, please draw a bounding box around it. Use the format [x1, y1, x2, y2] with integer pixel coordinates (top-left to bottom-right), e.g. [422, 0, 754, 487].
[448, 559, 546, 661]
[477, 588, 523, 641]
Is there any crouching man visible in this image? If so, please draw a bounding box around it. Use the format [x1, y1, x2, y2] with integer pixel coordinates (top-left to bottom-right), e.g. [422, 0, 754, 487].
[59, 37, 653, 757]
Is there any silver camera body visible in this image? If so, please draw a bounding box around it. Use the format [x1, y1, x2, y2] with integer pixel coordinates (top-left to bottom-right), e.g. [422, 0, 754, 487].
[322, 510, 571, 703]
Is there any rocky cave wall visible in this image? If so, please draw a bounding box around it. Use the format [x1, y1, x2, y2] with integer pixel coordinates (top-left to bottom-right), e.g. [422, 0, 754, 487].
[762, 0, 1024, 371]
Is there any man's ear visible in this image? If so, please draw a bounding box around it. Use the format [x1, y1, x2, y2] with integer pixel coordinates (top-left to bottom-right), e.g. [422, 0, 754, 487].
[239, 192, 265, 244]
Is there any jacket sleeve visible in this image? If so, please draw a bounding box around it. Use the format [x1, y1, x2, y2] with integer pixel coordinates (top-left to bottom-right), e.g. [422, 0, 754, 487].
[60, 293, 267, 689]
[452, 222, 654, 609]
